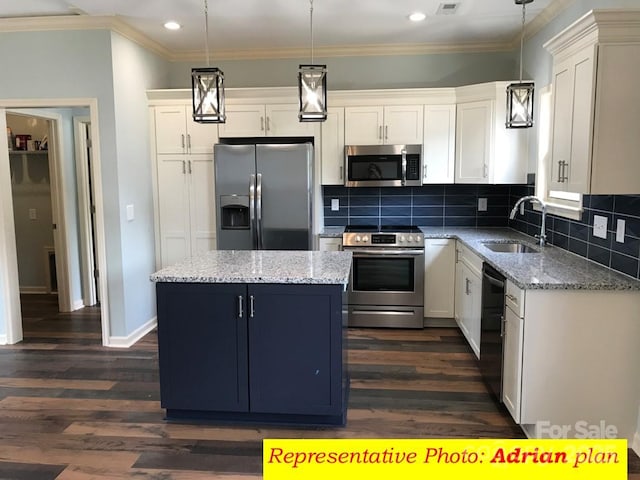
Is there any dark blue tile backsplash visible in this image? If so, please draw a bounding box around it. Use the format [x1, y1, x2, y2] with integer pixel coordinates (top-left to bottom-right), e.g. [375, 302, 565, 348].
[323, 185, 512, 228]
[508, 185, 640, 280]
[322, 184, 640, 280]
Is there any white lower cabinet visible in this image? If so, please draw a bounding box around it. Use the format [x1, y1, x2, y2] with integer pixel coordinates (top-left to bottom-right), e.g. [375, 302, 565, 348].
[424, 239, 455, 318]
[318, 237, 343, 252]
[156, 155, 216, 267]
[502, 282, 524, 423]
[454, 242, 482, 358]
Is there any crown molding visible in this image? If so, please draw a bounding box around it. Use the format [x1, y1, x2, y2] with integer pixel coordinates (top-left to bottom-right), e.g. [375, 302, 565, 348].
[0, 15, 172, 59]
[522, 0, 577, 44]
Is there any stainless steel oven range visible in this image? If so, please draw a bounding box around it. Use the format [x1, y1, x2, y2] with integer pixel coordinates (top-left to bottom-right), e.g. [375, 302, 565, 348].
[343, 226, 424, 328]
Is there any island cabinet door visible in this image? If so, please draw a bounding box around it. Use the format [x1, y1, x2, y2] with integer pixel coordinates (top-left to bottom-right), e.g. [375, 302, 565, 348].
[156, 283, 249, 412]
[247, 284, 343, 416]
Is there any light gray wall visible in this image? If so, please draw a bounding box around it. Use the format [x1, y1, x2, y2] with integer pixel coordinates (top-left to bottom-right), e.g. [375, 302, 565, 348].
[523, 0, 640, 172]
[169, 51, 519, 89]
[110, 32, 170, 336]
[0, 29, 170, 339]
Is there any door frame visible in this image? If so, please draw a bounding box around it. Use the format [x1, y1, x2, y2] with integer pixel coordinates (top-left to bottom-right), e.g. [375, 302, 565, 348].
[0, 98, 110, 346]
[73, 116, 97, 307]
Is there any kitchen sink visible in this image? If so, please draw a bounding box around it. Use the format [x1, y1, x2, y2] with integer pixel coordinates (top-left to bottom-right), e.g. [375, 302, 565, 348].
[482, 241, 539, 253]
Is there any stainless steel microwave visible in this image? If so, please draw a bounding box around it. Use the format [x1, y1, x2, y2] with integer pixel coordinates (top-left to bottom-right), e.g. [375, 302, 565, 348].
[344, 144, 422, 187]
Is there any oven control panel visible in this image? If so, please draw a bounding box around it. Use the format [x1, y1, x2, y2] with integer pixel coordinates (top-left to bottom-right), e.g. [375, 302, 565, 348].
[343, 232, 425, 248]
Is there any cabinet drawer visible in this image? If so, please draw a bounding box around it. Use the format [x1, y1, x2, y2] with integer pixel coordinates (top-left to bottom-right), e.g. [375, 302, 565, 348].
[505, 280, 525, 318]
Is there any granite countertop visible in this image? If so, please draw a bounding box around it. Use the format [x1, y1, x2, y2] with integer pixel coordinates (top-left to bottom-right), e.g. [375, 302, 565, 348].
[318, 226, 345, 238]
[420, 227, 640, 291]
[150, 250, 353, 286]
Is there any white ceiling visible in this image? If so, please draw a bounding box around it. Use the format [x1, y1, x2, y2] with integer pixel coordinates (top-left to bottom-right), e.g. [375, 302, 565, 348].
[0, 0, 555, 56]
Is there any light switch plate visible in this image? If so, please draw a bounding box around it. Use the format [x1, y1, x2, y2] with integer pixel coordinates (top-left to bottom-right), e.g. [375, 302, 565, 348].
[126, 204, 135, 222]
[593, 215, 608, 239]
[520, 203, 525, 215]
[478, 198, 487, 212]
[616, 219, 626, 243]
[331, 198, 340, 211]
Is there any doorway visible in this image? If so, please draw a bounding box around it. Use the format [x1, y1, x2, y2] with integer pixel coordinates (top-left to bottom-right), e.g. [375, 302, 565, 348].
[0, 99, 110, 346]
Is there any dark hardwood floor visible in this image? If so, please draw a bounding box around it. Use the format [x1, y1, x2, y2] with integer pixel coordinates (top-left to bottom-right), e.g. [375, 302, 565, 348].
[0, 294, 637, 479]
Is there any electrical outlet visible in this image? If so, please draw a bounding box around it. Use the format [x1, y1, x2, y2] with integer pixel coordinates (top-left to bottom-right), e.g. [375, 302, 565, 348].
[478, 198, 487, 212]
[593, 215, 608, 239]
[28, 208, 37, 220]
[616, 219, 626, 243]
[126, 204, 135, 222]
[331, 198, 340, 212]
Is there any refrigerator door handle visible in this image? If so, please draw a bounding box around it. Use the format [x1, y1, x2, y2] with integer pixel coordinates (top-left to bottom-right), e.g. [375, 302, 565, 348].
[256, 173, 263, 249]
[249, 174, 257, 248]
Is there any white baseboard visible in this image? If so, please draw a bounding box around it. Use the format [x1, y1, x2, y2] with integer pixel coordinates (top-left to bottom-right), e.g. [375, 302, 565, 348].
[107, 316, 157, 348]
[633, 431, 640, 456]
[19, 286, 48, 294]
[72, 299, 85, 311]
[0, 334, 6, 345]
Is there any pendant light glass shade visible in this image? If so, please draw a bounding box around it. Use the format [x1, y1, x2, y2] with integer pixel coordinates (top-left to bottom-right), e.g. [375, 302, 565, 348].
[192, 67, 226, 123]
[506, 0, 534, 129]
[298, 64, 327, 122]
[506, 81, 534, 128]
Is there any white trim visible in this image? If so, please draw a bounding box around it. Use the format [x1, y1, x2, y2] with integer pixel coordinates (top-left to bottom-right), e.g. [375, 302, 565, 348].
[73, 116, 97, 307]
[0, 335, 6, 345]
[72, 299, 85, 311]
[19, 287, 48, 294]
[0, 98, 110, 347]
[107, 316, 157, 349]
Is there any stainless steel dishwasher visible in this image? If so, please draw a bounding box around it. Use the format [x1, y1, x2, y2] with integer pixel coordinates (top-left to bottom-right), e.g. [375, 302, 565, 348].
[479, 263, 506, 401]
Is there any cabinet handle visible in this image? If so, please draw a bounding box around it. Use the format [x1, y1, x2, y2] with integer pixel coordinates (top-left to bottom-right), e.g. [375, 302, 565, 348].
[187, 134, 191, 153]
[385, 125, 388, 140]
[557, 161, 563, 183]
[249, 295, 255, 318]
[181, 134, 185, 151]
[266, 116, 271, 132]
[378, 125, 382, 140]
[339, 165, 343, 181]
[561, 161, 568, 182]
[423, 163, 427, 179]
[188, 160, 192, 174]
[182, 160, 186, 174]
[261, 117, 265, 131]
[483, 164, 488, 178]
[465, 278, 471, 295]
[455, 248, 459, 264]
[500, 315, 506, 338]
[506, 293, 517, 303]
[238, 295, 244, 318]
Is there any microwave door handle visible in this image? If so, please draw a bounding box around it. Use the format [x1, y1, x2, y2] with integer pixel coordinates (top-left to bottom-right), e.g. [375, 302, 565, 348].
[249, 174, 257, 249]
[401, 148, 407, 186]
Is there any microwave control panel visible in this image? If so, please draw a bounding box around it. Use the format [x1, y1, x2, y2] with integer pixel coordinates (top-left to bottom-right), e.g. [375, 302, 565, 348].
[406, 155, 420, 180]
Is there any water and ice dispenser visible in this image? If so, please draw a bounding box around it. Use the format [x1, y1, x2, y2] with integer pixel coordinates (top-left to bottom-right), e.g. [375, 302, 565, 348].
[220, 195, 250, 230]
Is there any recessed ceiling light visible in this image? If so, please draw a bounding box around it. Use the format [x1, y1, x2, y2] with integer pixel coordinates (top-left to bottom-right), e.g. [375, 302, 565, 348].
[164, 21, 181, 30]
[409, 12, 426, 22]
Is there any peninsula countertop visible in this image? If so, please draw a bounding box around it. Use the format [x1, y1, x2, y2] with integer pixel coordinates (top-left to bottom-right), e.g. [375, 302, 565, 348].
[150, 250, 353, 286]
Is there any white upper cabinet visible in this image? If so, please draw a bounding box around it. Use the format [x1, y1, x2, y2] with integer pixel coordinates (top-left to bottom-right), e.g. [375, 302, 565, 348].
[155, 105, 219, 155]
[344, 105, 423, 145]
[422, 104, 456, 184]
[455, 82, 528, 185]
[321, 107, 345, 185]
[544, 9, 640, 194]
[219, 104, 316, 138]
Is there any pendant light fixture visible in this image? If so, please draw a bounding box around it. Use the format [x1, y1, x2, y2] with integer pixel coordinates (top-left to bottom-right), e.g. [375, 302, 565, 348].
[298, 0, 327, 122]
[192, 0, 226, 123]
[506, 0, 534, 129]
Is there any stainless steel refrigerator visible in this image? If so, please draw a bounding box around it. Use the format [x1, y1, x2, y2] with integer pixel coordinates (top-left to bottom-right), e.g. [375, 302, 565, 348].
[214, 142, 313, 250]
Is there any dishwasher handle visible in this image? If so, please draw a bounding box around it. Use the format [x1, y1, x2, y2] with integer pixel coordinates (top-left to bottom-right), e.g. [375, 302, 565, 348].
[483, 269, 505, 289]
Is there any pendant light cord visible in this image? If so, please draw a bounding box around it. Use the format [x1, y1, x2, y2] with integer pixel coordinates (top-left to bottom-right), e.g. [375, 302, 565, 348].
[519, 2, 525, 83]
[310, 0, 314, 64]
[204, 0, 210, 67]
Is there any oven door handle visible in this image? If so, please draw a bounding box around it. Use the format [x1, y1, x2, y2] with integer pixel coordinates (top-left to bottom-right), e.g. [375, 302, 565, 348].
[346, 249, 425, 256]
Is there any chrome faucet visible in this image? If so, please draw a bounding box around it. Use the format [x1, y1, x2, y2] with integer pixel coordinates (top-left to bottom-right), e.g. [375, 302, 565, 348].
[509, 195, 548, 247]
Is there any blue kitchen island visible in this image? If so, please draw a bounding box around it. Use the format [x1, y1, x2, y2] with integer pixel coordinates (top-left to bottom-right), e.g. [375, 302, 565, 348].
[150, 250, 352, 426]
